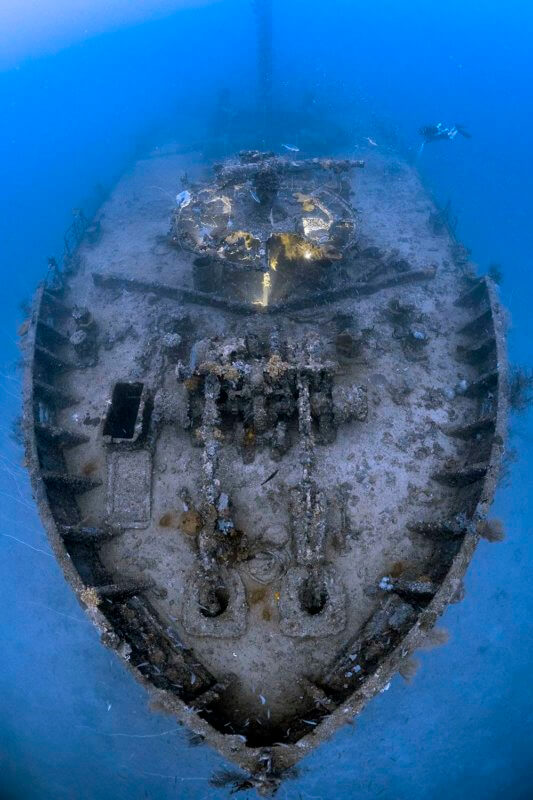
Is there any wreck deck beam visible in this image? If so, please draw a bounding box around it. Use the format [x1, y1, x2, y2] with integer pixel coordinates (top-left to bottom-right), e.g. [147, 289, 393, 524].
[455, 278, 489, 308]
[42, 290, 70, 316]
[381, 579, 439, 598]
[34, 380, 77, 408]
[59, 525, 123, 543]
[432, 463, 488, 487]
[456, 337, 496, 364]
[35, 424, 90, 449]
[407, 519, 467, 539]
[42, 471, 101, 494]
[92, 267, 436, 316]
[443, 417, 496, 440]
[94, 582, 151, 600]
[463, 370, 499, 398]
[37, 319, 70, 347]
[459, 307, 492, 336]
[35, 344, 74, 371]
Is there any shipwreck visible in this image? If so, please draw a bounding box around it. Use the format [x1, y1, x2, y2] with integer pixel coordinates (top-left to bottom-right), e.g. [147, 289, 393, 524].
[21, 145, 508, 793]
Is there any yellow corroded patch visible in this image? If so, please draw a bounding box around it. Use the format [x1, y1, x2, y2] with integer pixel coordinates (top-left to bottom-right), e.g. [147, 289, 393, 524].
[180, 510, 203, 536]
[80, 587, 101, 609]
[265, 353, 289, 380]
[293, 192, 316, 212]
[223, 231, 258, 251]
[269, 232, 323, 263]
[18, 320, 30, 337]
[159, 511, 180, 528]
[184, 375, 201, 392]
[222, 364, 240, 382]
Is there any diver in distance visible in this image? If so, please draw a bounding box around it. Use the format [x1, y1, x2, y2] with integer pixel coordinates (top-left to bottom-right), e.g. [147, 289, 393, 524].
[420, 122, 471, 143]
[417, 122, 471, 156]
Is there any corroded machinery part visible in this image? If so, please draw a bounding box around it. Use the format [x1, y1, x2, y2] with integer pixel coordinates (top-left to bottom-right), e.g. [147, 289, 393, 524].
[185, 371, 250, 634]
[176, 328, 366, 465]
[170, 152, 364, 305]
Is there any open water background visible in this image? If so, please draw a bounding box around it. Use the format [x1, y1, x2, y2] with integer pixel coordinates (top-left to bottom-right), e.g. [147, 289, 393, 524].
[0, 1, 532, 798]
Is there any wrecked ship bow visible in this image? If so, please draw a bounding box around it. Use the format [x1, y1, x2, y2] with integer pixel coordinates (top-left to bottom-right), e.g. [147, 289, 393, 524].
[21, 150, 508, 793]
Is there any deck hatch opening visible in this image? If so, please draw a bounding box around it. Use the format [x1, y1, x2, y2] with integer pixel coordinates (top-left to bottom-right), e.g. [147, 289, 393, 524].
[199, 582, 230, 618]
[300, 575, 329, 616]
[104, 382, 143, 439]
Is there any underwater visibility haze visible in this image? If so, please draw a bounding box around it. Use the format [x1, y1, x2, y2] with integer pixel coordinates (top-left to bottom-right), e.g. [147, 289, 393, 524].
[1, 1, 532, 798]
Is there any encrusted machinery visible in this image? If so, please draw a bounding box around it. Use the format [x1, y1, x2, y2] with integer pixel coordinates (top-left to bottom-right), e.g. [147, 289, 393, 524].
[171, 151, 363, 307]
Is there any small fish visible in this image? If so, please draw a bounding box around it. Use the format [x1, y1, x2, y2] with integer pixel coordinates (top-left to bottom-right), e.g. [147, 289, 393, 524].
[282, 143, 300, 152]
[261, 468, 279, 486]
[249, 188, 261, 203]
[269, 208, 274, 226]
[365, 137, 378, 147]
[176, 190, 191, 208]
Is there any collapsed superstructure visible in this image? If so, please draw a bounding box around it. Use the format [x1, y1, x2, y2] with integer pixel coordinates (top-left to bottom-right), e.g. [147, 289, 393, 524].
[171, 151, 363, 305]
[21, 149, 508, 793]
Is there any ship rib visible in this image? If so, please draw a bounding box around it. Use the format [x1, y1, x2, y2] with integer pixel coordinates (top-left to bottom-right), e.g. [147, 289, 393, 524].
[443, 416, 496, 440]
[432, 464, 488, 487]
[42, 290, 70, 316]
[93, 581, 151, 600]
[462, 370, 498, 397]
[35, 344, 74, 371]
[458, 307, 492, 336]
[34, 380, 77, 408]
[35, 423, 89, 449]
[59, 525, 123, 543]
[407, 519, 468, 539]
[42, 471, 101, 494]
[455, 278, 489, 307]
[92, 266, 436, 316]
[36, 319, 70, 347]
[456, 337, 496, 364]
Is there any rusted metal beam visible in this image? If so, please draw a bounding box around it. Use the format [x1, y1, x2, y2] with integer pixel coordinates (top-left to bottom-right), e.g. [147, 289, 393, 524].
[42, 471, 101, 494]
[34, 380, 77, 408]
[432, 464, 488, 487]
[35, 424, 89, 449]
[59, 525, 122, 543]
[456, 337, 496, 364]
[92, 267, 436, 316]
[443, 417, 495, 440]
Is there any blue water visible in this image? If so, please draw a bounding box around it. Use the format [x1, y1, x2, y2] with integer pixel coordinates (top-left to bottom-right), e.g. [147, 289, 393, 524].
[1, 2, 532, 798]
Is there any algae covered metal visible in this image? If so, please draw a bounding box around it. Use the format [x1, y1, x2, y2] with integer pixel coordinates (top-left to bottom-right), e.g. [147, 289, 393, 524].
[21, 148, 508, 794]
